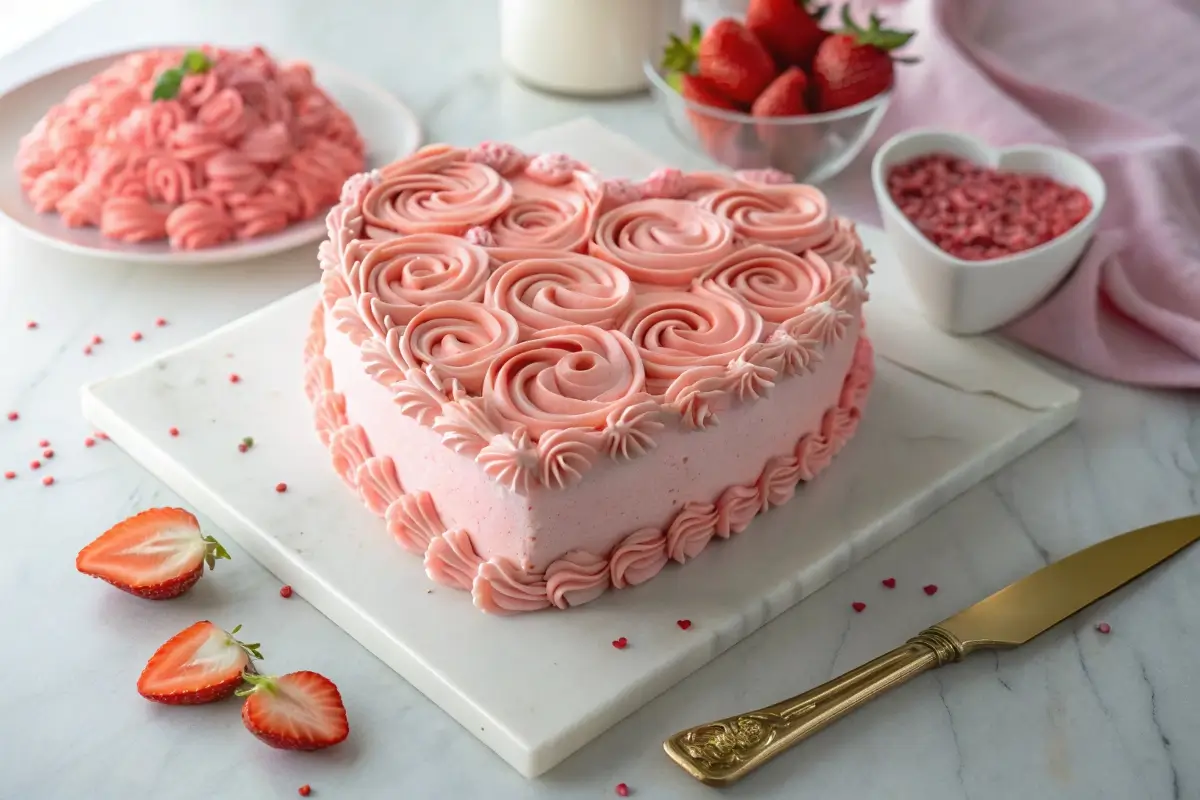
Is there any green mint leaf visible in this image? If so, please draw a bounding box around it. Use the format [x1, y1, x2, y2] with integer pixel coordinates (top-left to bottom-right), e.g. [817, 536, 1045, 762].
[152, 68, 184, 102]
[181, 50, 212, 74]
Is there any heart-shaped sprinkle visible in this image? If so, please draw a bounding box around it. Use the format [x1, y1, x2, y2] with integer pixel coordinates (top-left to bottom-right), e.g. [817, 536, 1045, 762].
[881, 577, 896, 589]
[676, 619, 691, 630]
[612, 637, 628, 650]
[615, 783, 630, 797]
[923, 584, 939, 596]
[851, 601, 866, 613]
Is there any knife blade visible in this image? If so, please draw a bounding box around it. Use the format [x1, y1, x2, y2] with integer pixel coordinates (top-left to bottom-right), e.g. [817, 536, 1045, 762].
[663, 514, 1200, 787]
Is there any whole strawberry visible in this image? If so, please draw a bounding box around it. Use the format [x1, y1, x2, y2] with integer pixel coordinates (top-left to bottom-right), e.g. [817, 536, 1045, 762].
[751, 66, 809, 117]
[746, 0, 829, 69]
[696, 19, 777, 107]
[812, 7, 916, 112]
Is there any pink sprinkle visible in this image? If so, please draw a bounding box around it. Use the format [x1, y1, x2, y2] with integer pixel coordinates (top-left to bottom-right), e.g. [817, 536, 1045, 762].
[6, 411, 17, 422]
[4, 471, 15, 480]
[1096, 622, 1111, 635]
[42, 449, 53, 459]
[169, 427, 179, 437]
[42, 475, 54, 487]
[38, 439, 49, 448]
[91, 335, 103, 345]
[615, 783, 630, 797]
[280, 585, 293, 598]
[26, 320, 37, 330]
[923, 584, 939, 596]
[95, 431, 108, 440]
[29, 460, 40, 470]
[852, 601, 867, 613]
[676, 619, 692, 630]
[131, 331, 143, 342]
[84, 437, 96, 448]
[237, 443, 249, 453]
[83, 346, 93, 356]
[155, 317, 168, 327]
[611, 637, 628, 650]
[275, 482, 288, 493]
[882, 577, 896, 589]
[229, 373, 242, 384]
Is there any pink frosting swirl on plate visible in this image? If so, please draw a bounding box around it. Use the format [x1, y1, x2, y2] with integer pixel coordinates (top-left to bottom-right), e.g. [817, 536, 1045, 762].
[473, 558, 550, 614]
[590, 199, 736, 287]
[364, 144, 513, 236]
[619, 290, 764, 395]
[485, 253, 633, 333]
[100, 196, 169, 243]
[544, 550, 611, 609]
[699, 245, 836, 326]
[703, 184, 833, 253]
[398, 301, 520, 394]
[346, 233, 490, 333]
[484, 174, 601, 254]
[609, 527, 669, 589]
[484, 325, 647, 438]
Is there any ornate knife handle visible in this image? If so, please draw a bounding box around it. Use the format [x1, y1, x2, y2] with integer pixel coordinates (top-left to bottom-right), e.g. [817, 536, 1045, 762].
[663, 626, 967, 787]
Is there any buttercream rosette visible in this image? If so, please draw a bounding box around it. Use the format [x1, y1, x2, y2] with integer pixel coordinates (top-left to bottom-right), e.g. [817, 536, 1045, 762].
[703, 183, 833, 253]
[812, 217, 875, 278]
[481, 172, 602, 257]
[362, 144, 512, 237]
[589, 198, 737, 287]
[485, 253, 634, 334]
[396, 300, 520, 395]
[698, 245, 838, 327]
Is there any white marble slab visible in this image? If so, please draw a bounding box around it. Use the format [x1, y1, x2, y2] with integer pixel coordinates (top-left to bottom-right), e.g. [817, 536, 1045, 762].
[79, 123, 1078, 777]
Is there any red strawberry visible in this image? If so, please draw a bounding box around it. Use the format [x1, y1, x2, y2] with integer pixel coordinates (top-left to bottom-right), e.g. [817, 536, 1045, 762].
[239, 671, 349, 751]
[138, 621, 263, 705]
[751, 67, 809, 117]
[662, 31, 744, 165]
[699, 19, 778, 106]
[76, 507, 230, 599]
[680, 72, 740, 111]
[812, 7, 916, 112]
[746, 0, 829, 68]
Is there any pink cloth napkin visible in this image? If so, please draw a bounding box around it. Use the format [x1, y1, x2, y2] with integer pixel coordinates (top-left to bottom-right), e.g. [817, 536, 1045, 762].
[840, 0, 1200, 387]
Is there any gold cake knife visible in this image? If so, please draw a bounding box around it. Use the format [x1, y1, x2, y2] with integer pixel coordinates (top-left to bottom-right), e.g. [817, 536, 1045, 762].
[664, 514, 1200, 786]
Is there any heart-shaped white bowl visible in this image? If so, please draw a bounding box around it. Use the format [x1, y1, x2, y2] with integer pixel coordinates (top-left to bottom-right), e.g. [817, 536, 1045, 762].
[871, 129, 1106, 334]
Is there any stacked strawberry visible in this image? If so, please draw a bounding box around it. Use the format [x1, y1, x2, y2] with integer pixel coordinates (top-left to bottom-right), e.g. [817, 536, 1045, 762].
[660, 2, 915, 165]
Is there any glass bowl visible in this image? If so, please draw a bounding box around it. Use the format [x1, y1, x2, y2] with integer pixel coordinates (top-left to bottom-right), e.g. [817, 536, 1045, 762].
[644, 61, 891, 184]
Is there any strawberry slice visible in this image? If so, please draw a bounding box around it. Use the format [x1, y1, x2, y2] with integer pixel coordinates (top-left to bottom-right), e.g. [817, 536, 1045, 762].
[138, 621, 264, 705]
[239, 671, 350, 751]
[76, 507, 230, 599]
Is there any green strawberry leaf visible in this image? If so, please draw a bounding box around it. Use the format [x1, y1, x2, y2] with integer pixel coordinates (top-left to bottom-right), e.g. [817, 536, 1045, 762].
[665, 71, 684, 93]
[840, 5, 915, 52]
[661, 22, 702, 73]
[182, 50, 212, 74]
[151, 68, 184, 102]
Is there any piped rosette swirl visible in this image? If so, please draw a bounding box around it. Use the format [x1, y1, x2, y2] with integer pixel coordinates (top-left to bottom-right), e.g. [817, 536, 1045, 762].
[396, 301, 520, 395]
[697, 245, 837, 328]
[480, 172, 602, 258]
[589, 199, 736, 288]
[703, 183, 833, 254]
[362, 144, 513, 237]
[485, 253, 634, 334]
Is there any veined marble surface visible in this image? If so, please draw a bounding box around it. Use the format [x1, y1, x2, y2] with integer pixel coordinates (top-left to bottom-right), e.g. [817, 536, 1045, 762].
[1, 1, 1198, 798]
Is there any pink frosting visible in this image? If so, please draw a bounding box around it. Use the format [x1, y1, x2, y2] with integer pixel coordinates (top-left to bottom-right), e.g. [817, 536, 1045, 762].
[329, 423, 373, 489]
[386, 490, 446, 554]
[304, 354, 333, 403]
[544, 550, 611, 609]
[699, 246, 836, 327]
[716, 483, 761, 537]
[485, 254, 633, 333]
[484, 326, 647, 438]
[395, 365, 452, 426]
[365, 144, 512, 236]
[397, 300, 520, 395]
[638, 167, 688, 200]
[785, 301, 853, 346]
[164, 199, 234, 249]
[473, 558, 551, 614]
[355, 455, 404, 516]
[311, 391, 347, 446]
[666, 501, 719, 564]
[465, 141, 529, 176]
[464, 225, 495, 247]
[537, 428, 601, 489]
[360, 336, 405, 389]
[484, 174, 601, 253]
[590, 199, 737, 287]
[346, 233, 490, 334]
[431, 392, 503, 456]
[663, 365, 730, 429]
[424, 529, 482, 590]
[524, 152, 584, 185]
[759, 454, 803, 510]
[735, 168, 795, 185]
[681, 172, 743, 202]
[756, 327, 822, 377]
[703, 184, 833, 253]
[601, 399, 665, 460]
[100, 196, 169, 243]
[599, 178, 645, 213]
[619, 290, 764, 395]
[477, 427, 540, 494]
[814, 217, 875, 278]
[609, 527, 669, 588]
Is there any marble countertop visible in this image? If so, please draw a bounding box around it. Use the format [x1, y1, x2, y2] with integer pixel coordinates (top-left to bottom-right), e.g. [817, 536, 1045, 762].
[1, 1, 1198, 798]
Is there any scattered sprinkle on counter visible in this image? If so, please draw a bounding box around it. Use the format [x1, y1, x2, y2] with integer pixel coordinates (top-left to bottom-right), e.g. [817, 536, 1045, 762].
[38, 439, 49, 448]
[923, 584, 939, 596]
[298, 786, 311, 798]
[83, 345, 93, 355]
[615, 783, 630, 797]
[26, 320, 37, 329]
[280, 585, 293, 598]
[84, 437, 96, 448]
[169, 427, 180, 437]
[882, 577, 896, 588]
[676, 619, 691, 630]
[131, 331, 143, 342]
[229, 373, 241, 384]
[29, 460, 41, 470]
[852, 601, 867, 613]
[275, 482, 288, 493]
[7, 411, 17, 422]
[91, 334, 103, 345]
[611, 637, 628, 650]
[42, 475, 54, 486]
[4, 471, 15, 480]
[1096, 622, 1111, 635]
[42, 449, 54, 459]
[155, 317, 168, 327]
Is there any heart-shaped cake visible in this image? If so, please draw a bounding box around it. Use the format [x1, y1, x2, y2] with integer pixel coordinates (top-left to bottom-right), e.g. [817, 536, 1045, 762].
[306, 142, 876, 614]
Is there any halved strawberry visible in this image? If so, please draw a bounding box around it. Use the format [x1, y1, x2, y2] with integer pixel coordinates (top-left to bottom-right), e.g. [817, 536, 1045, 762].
[239, 671, 349, 751]
[76, 507, 229, 599]
[138, 621, 264, 705]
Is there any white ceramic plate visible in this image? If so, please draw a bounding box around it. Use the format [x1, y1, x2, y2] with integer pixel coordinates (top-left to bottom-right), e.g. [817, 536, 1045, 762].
[0, 48, 422, 265]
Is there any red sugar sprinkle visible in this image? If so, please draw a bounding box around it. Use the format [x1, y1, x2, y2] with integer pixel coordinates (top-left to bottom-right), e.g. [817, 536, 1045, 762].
[38, 439, 49, 448]
[1096, 622, 1111, 635]
[84, 437, 96, 448]
[131, 331, 143, 341]
[615, 783, 630, 797]
[91, 335, 103, 345]
[42, 475, 54, 486]
[155, 317, 167, 327]
[95, 431, 108, 440]
[275, 482, 288, 493]
[923, 584, 939, 596]
[29, 460, 40, 470]
[852, 601, 867, 613]
[26, 320, 37, 329]
[297, 786, 311, 797]
[83, 346, 93, 355]
[169, 427, 180, 437]
[882, 577, 896, 589]
[676, 619, 692, 630]
[4, 471, 15, 480]
[238, 443, 249, 453]
[42, 449, 54, 459]
[6, 411, 17, 421]
[611, 637, 628, 650]
[229, 373, 241, 383]
[280, 585, 294, 598]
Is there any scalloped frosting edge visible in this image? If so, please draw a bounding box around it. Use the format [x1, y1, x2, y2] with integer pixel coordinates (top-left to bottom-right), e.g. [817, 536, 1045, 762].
[306, 300, 875, 614]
